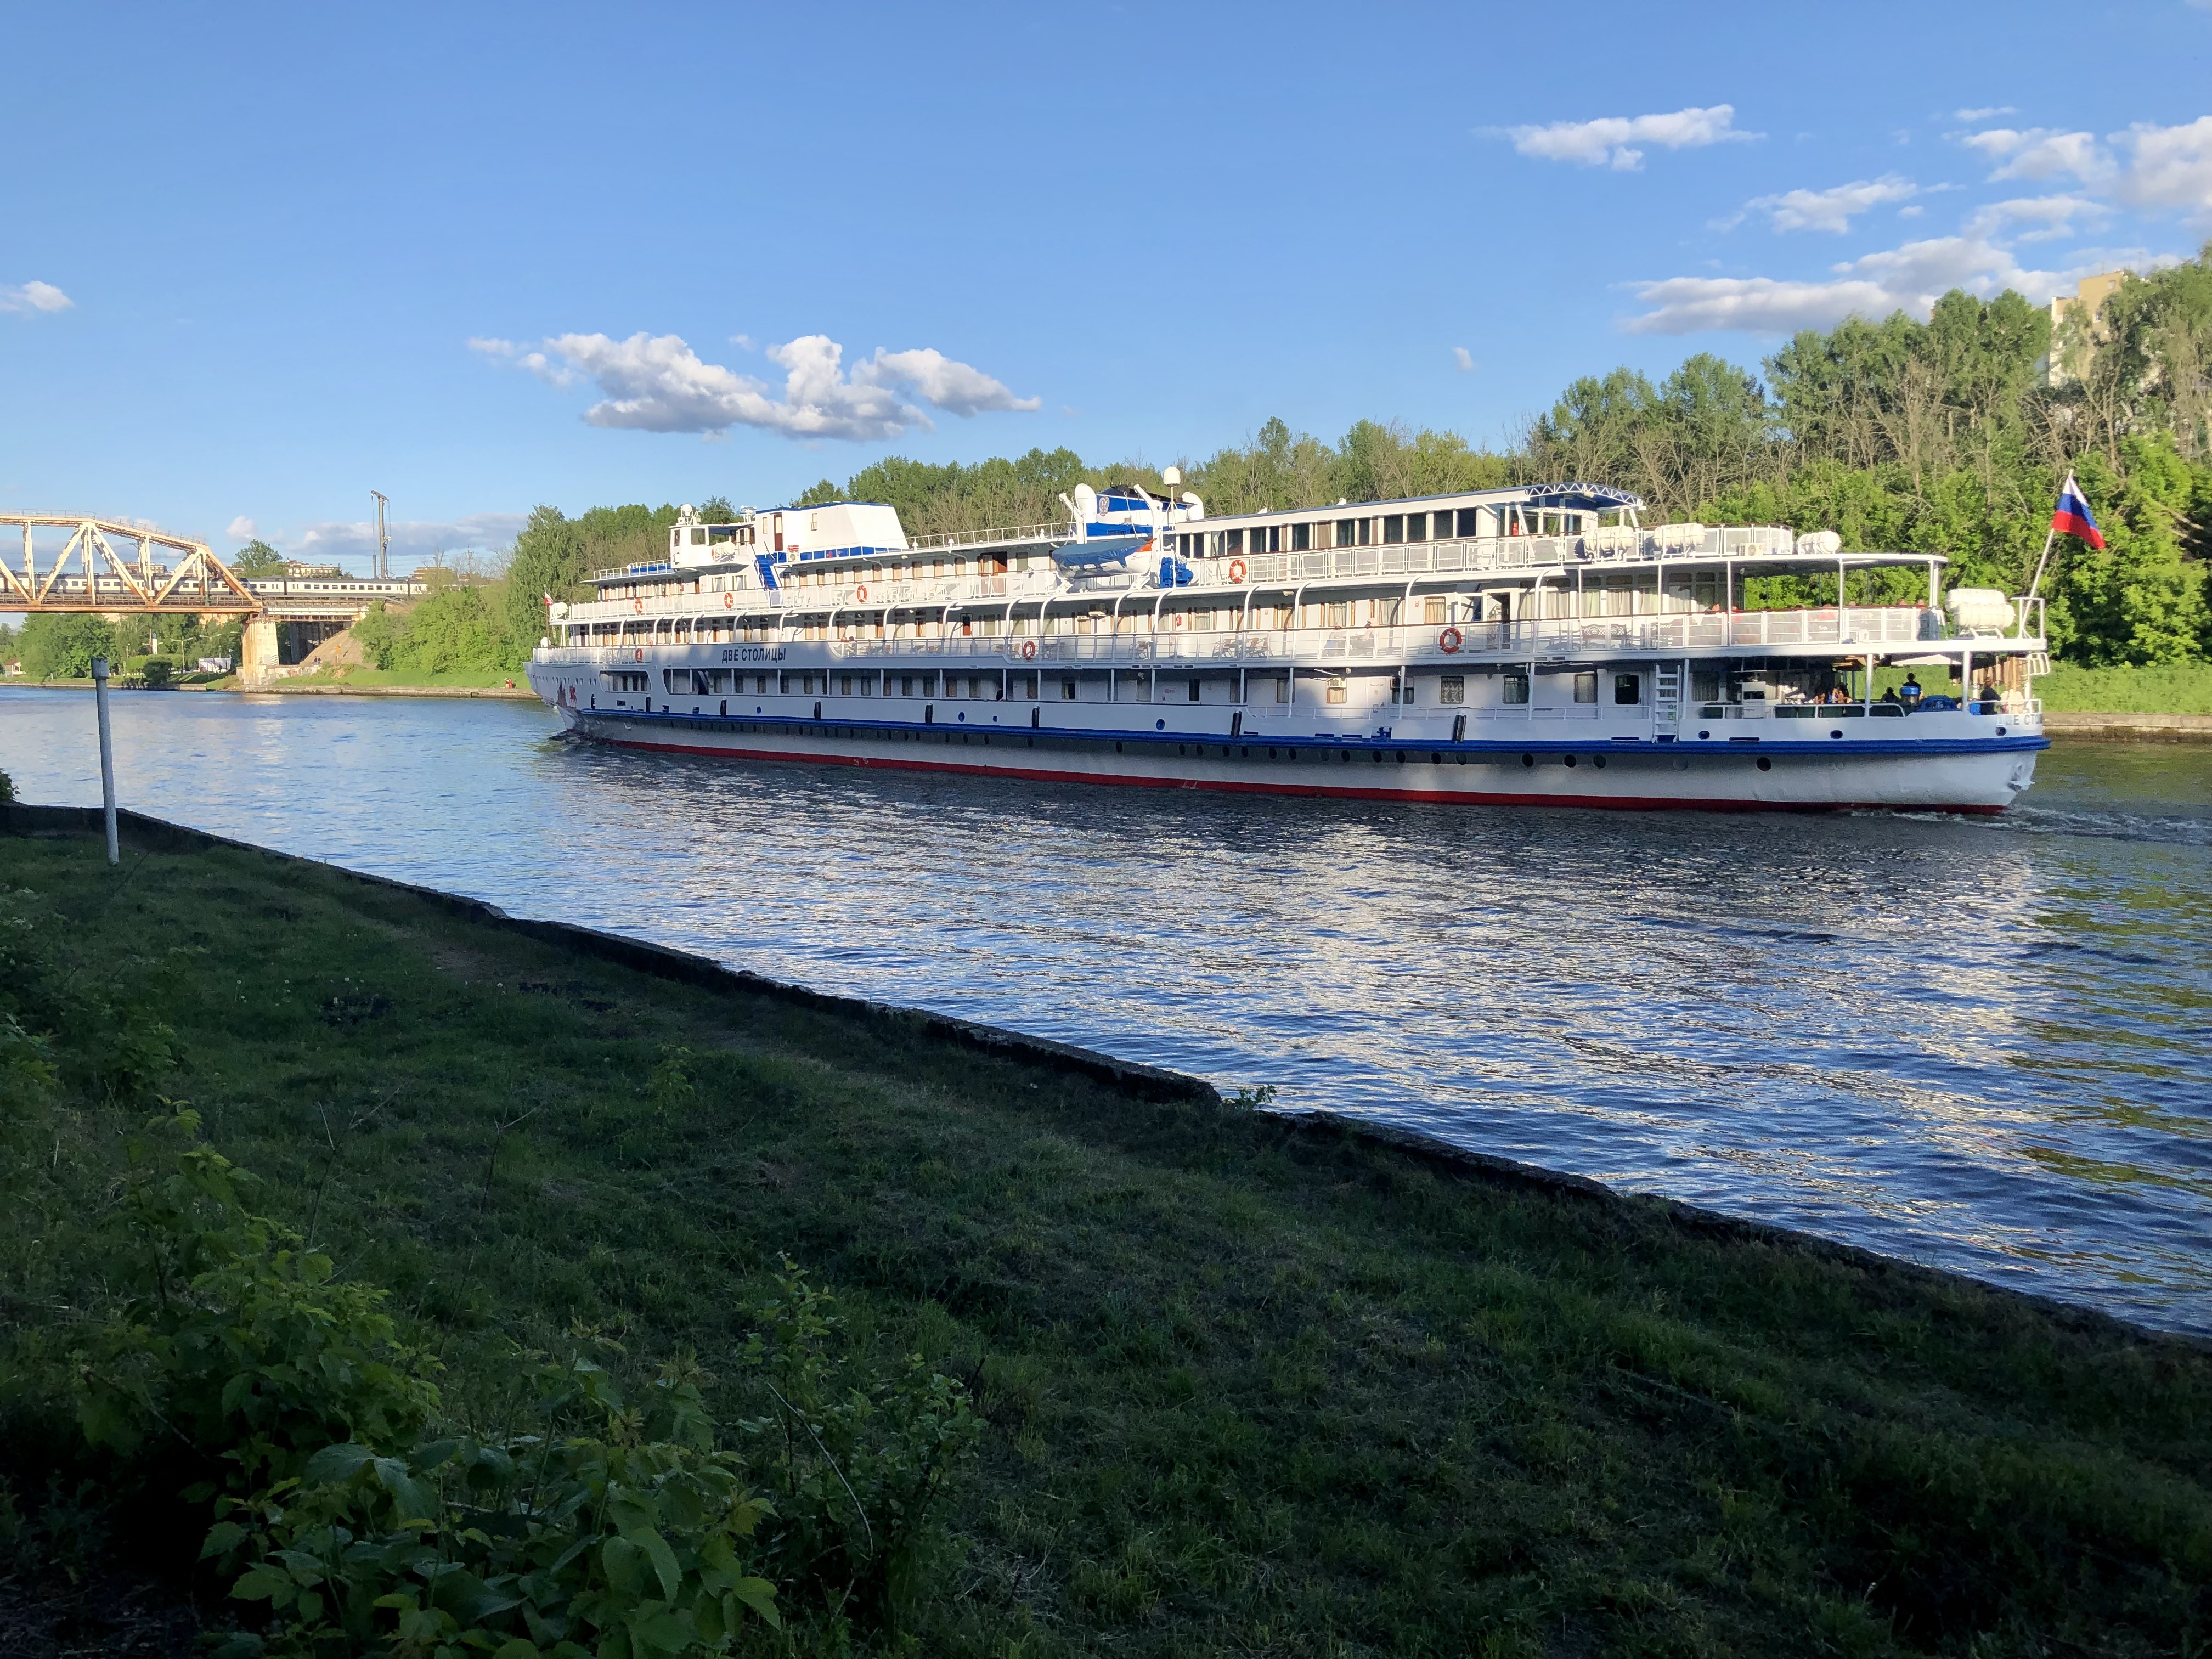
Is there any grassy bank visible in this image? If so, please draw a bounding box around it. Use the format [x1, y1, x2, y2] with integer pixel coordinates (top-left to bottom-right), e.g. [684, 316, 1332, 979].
[2036, 662, 2212, 715]
[260, 665, 528, 691]
[2, 820, 2208, 1657]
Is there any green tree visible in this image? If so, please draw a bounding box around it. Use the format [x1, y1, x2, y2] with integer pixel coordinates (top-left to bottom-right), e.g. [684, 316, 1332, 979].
[229, 539, 288, 579]
[18, 613, 117, 679]
[2049, 437, 2211, 663]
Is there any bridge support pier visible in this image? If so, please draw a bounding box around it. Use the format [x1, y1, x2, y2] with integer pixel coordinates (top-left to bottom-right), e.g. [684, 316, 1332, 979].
[239, 617, 281, 688]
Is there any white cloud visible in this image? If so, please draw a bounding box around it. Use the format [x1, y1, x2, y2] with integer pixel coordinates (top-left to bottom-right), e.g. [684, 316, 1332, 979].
[1743, 174, 1920, 233]
[469, 336, 579, 387]
[1965, 194, 2113, 242]
[2113, 116, 2212, 222]
[1954, 106, 2017, 121]
[1624, 235, 2087, 335]
[1960, 127, 2114, 186]
[289, 512, 529, 570]
[477, 330, 1037, 439]
[1, 279, 72, 314]
[854, 347, 1041, 417]
[1451, 347, 1476, 371]
[1503, 104, 1757, 171]
[225, 516, 258, 543]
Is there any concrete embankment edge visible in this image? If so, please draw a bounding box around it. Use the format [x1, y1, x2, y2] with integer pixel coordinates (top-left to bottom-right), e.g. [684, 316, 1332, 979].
[4, 801, 2198, 1353]
[206, 682, 540, 701]
[2045, 710, 2212, 741]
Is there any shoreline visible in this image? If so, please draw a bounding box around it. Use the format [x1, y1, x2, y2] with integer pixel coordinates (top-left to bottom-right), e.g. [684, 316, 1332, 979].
[2040, 709, 2212, 741]
[1, 797, 2191, 1349]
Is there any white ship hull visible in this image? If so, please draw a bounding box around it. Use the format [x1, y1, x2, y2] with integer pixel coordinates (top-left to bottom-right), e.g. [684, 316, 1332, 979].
[534, 679, 2042, 813]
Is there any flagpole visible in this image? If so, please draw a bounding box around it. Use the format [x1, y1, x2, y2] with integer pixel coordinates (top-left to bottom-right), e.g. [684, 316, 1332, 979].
[2026, 471, 2068, 602]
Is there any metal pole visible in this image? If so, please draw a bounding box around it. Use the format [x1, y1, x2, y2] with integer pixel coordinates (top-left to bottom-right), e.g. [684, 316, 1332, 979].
[370, 490, 391, 580]
[2025, 517, 2060, 603]
[92, 656, 119, 865]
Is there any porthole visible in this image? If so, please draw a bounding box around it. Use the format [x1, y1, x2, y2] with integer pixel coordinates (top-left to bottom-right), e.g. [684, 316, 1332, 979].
[1521, 753, 1534, 768]
[1593, 755, 1606, 770]
[1564, 755, 1577, 768]
[1757, 755, 1773, 771]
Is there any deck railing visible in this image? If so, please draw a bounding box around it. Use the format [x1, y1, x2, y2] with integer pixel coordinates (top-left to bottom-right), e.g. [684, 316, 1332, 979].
[544, 604, 2045, 669]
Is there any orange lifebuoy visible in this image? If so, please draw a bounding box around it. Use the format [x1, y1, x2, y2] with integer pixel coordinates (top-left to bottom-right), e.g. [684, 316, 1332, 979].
[1228, 557, 1247, 584]
[633, 599, 644, 614]
[723, 592, 735, 610]
[855, 583, 869, 602]
[1020, 640, 1037, 661]
[634, 649, 645, 662]
[1439, 627, 1463, 653]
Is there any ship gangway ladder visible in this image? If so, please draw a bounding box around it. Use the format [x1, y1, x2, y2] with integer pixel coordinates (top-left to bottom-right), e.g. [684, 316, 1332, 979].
[0, 513, 264, 614]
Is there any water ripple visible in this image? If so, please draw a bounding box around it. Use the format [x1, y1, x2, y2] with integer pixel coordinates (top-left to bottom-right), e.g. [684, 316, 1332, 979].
[3, 686, 2208, 1331]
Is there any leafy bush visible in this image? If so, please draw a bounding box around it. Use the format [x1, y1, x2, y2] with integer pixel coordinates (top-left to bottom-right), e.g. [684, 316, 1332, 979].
[73, 1113, 444, 1498]
[53, 1115, 978, 1655]
[735, 1263, 981, 1638]
[207, 1352, 781, 1658]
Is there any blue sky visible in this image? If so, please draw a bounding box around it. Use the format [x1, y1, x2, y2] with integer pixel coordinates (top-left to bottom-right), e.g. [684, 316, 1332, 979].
[4, 0, 2209, 573]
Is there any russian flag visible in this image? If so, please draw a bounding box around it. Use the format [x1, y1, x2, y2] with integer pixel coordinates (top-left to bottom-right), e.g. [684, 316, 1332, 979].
[2052, 476, 2104, 549]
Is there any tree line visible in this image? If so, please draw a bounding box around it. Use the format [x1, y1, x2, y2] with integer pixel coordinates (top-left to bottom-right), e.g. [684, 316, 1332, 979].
[9, 251, 2203, 678]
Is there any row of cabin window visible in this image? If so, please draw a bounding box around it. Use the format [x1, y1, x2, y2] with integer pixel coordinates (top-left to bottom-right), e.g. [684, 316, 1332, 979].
[1279, 672, 1639, 706]
[660, 669, 1050, 699]
[778, 554, 1031, 588]
[595, 596, 1468, 644]
[642, 667, 1644, 709]
[1186, 509, 1588, 559]
[616, 551, 1043, 601]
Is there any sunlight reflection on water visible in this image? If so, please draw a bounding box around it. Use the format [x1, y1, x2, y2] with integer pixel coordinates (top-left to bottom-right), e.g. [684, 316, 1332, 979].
[4, 686, 2208, 1331]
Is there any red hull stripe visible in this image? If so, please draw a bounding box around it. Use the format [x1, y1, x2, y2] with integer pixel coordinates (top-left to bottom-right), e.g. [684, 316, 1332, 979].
[596, 735, 2007, 815]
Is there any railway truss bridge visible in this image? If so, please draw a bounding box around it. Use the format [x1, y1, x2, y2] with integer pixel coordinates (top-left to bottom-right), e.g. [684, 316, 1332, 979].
[3, 513, 428, 682]
[2, 512, 261, 614]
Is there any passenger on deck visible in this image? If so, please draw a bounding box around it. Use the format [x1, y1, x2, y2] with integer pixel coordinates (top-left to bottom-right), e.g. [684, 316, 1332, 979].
[1899, 673, 1922, 708]
[1880, 687, 1903, 707]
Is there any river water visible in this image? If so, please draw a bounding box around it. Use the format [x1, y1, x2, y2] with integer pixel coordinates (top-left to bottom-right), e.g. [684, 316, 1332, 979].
[3, 685, 2207, 1332]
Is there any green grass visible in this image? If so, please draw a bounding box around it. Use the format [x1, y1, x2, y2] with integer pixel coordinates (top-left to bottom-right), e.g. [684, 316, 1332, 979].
[2037, 663, 2212, 715]
[3, 825, 2209, 1657]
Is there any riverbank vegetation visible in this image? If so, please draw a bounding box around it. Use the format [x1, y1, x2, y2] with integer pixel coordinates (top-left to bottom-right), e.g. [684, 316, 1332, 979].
[2, 818, 2208, 1656]
[8, 611, 244, 684]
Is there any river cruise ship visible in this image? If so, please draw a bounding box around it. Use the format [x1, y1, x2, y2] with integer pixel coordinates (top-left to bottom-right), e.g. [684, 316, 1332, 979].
[527, 479, 2049, 811]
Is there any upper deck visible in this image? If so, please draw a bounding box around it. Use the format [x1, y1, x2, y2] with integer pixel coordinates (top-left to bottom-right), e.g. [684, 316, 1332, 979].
[546, 479, 2047, 669]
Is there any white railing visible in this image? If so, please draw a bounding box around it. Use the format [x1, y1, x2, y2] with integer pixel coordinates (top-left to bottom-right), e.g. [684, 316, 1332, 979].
[549, 605, 2032, 669]
[902, 520, 1070, 554]
[1194, 524, 1799, 584]
[567, 569, 1060, 624]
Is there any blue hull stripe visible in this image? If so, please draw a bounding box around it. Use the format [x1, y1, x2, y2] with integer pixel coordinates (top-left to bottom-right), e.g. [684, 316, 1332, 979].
[580, 707, 2050, 759]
